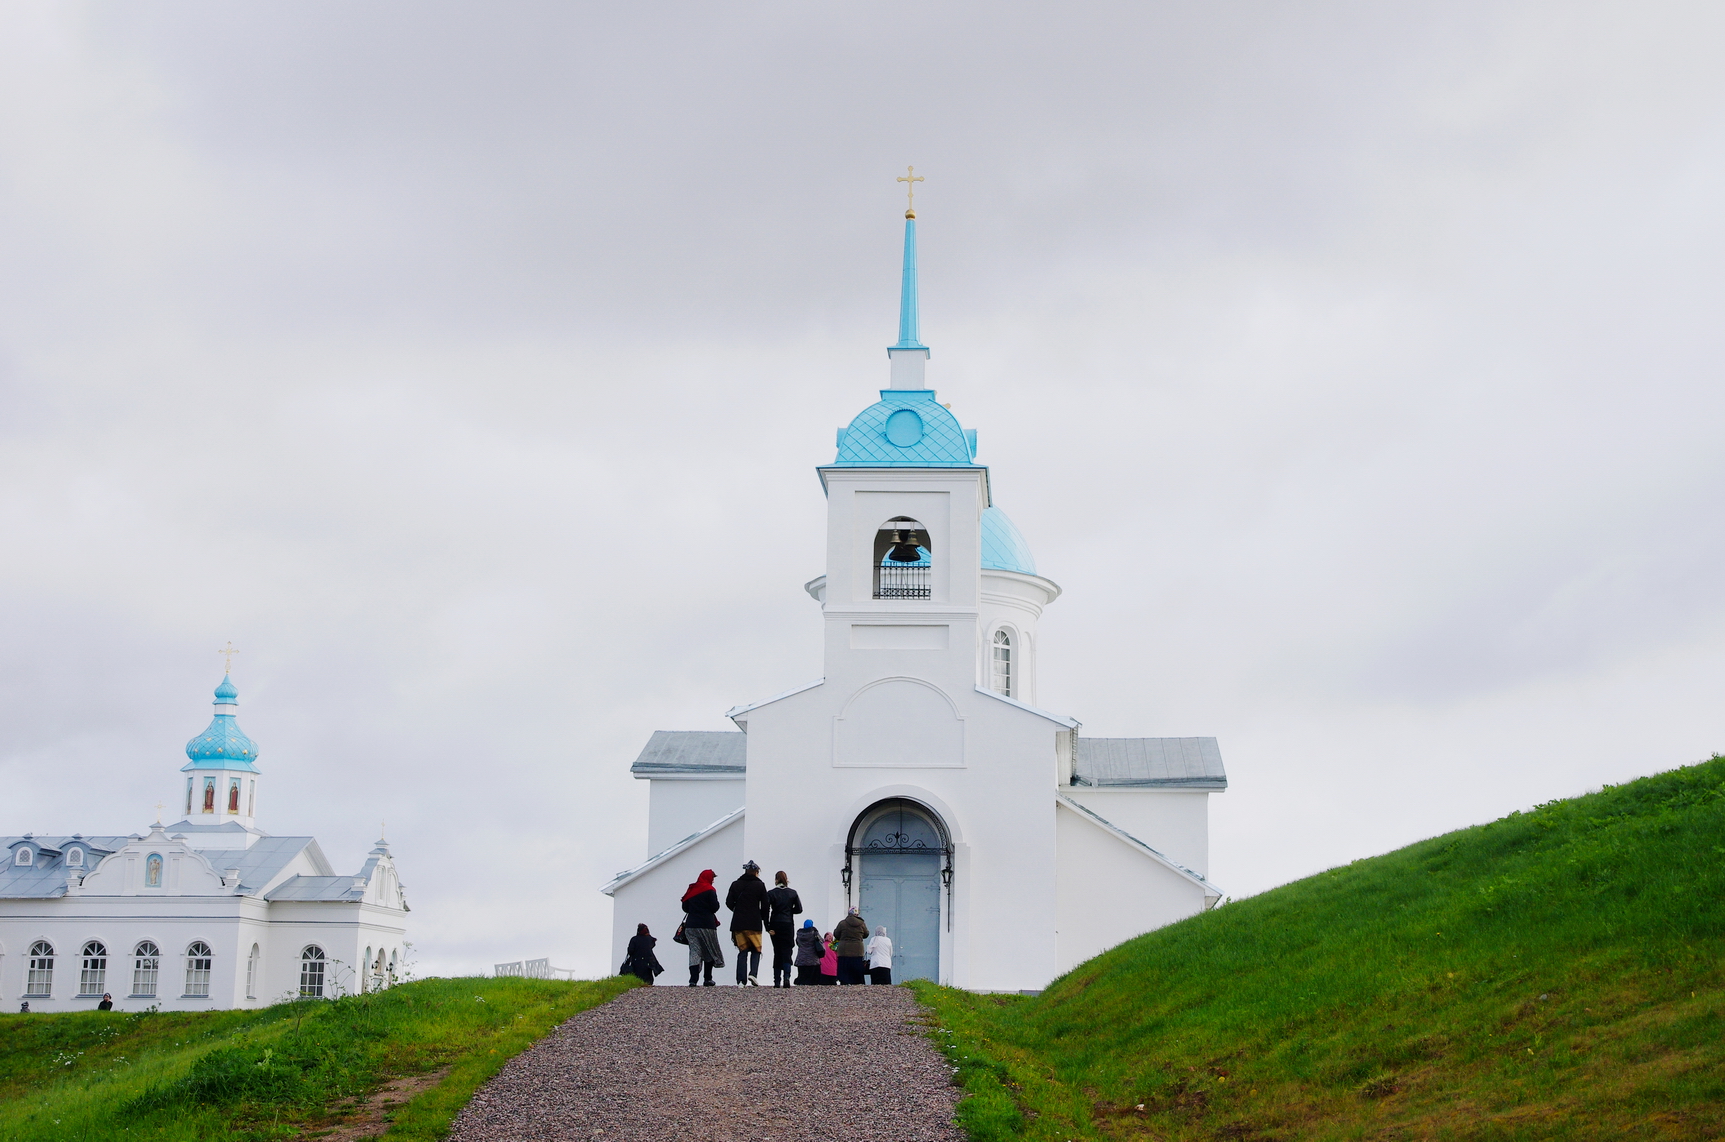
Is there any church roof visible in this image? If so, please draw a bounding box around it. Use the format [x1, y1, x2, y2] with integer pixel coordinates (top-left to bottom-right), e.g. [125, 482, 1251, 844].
[831, 388, 978, 467]
[1, 836, 126, 899]
[264, 874, 368, 902]
[630, 730, 747, 778]
[183, 675, 261, 772]
[981, 506, 1036, 575]
[0, 832, 326, 898]
[1073, 737, 1228, 790]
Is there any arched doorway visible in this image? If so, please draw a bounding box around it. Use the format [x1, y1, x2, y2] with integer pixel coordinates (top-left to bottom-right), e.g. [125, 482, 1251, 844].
[844, 799, 949, 982]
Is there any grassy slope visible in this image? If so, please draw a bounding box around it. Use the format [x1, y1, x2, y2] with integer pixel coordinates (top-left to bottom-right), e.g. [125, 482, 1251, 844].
[0, 975, 636, 1141]
[912, 755, 1725, 1141]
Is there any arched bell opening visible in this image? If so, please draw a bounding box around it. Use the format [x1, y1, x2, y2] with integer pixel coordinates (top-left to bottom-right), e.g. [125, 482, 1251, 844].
[872, 517, 931, 599]
[841, 798, 952, 983]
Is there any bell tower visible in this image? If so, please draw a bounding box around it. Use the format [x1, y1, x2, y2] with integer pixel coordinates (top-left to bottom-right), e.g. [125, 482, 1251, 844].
[812, 181, 1060, 732]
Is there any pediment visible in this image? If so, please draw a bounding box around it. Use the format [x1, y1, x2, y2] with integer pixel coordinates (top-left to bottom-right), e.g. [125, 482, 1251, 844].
[833, 677, 965, 768]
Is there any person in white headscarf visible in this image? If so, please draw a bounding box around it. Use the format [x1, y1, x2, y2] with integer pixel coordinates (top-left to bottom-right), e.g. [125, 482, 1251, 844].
[866, 925, 894, 985]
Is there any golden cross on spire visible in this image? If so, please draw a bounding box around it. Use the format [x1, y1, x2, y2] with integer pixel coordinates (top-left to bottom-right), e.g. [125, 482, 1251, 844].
[153, 802, 165, 822]
[897, 165, 924, 218]
[218, 641, 239, 674]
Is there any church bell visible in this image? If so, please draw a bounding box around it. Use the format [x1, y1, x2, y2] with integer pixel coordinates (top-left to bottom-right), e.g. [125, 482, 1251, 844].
[886, 529, 923, 563]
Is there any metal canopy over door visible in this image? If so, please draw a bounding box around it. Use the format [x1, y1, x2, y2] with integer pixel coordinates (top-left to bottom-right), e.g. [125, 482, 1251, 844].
[849, 799, 947, 982]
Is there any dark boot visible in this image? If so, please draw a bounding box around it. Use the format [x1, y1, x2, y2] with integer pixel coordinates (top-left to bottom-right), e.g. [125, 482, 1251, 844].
[702, 963, 716, 986]
[688, 965, 700, 987]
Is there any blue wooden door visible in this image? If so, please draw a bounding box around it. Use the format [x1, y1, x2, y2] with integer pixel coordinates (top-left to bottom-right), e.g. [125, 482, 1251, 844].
[859, 851, 941, 981]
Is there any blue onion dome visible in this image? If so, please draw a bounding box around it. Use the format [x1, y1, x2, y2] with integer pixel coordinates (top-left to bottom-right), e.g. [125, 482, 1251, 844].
[833, 390, 977, 467]
[981, 506, 1037, 576]
[183, 675, 261, 771]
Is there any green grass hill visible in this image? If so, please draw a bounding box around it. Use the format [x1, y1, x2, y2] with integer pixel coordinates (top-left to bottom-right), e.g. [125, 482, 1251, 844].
[913, 754, 1725, 1141]
[0, 975, 635, 1141]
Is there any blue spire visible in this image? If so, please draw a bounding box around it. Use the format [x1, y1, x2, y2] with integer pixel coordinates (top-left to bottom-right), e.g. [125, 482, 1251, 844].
[893, 215, 927, 351]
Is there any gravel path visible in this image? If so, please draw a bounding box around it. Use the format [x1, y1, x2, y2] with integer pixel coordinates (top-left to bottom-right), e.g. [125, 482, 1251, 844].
[446, 984, 964, 1142]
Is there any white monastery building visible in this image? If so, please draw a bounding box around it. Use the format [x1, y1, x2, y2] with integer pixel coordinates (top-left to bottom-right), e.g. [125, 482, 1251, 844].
[604, 194, 1228, 992]
[0, 675, 409, 1011]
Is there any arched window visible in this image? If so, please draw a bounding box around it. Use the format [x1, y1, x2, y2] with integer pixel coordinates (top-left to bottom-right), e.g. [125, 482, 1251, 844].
[144, 854, 163, 887]
[247, 780, 256, 817]
[300, 945, 326, 998]
[132, 941, 161, 997]
[66, 847, 83, 868]
[202, 778, 216, 814]
[873, 517, 932, 599]
[184, 941, 212, 997]
[25, 941, 54, 997]
[79, 940, 108, 996]
[373, 947, 387, 988]
[388, 949, 398, 982]
[245, 943, 259, 999]
[14, 847, 32, 866]
[184, 777, 193, 817]
[991, 629, 1013, 697]
[227, 779, 241, 814]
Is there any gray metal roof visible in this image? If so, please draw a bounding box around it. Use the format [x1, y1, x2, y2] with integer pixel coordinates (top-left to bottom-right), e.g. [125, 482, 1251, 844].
[1, 836, 128, 899]
[1072, 737, 1228, 790]
[0, 833, 327, 899]
[264, 874, 365, 902]
[630, 730, 746, 777]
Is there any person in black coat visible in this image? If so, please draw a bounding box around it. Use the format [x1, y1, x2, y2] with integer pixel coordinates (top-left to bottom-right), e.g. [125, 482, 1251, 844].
[681, 869, 725, 986]
[620, 924, 664, 985]
[764, 871, 803, 988]
[792, 919, 825, 986]
[725, 860, 769, 986]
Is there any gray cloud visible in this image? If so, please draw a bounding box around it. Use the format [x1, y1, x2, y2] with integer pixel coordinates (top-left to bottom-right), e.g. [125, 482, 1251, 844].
[2, 1, 1722, 973]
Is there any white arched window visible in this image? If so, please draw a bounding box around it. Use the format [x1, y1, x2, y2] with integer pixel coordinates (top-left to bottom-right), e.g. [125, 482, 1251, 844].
[79, 940, 108, 996]
[388, 948, 398, 982]
[26, 941, 54, 997]
[300, 945, 326, 997]
[247, 780, 256, 817]
[144, 853, 163, 887]
[14, 847, 32, 866]
[184, 941, 212, 997]
[245, 943, 259, 999]
[66, 847, 83, 867]
[991, 629, 1013, 697]
[133, 941, 161, 997]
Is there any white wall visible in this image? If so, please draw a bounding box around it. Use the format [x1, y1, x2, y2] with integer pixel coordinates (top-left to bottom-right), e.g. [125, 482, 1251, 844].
[1062, 789, 1212, 877]
[646, 779, 745, 857]
[607, 814, 742, 983]
[1054, 800, 1210, 976]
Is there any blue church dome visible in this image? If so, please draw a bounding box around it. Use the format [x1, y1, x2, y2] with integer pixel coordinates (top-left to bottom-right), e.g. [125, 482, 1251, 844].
[183, 676, 261, 772]
[981, 506, 1037, 576]
[833, 390, 977, 467]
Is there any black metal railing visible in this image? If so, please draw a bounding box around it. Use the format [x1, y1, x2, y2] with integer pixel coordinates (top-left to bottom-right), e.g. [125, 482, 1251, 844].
[874, 562, 930, 599]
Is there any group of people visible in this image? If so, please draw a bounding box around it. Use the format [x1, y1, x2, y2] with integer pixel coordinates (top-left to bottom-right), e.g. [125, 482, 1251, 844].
[620, 861, 894, 988]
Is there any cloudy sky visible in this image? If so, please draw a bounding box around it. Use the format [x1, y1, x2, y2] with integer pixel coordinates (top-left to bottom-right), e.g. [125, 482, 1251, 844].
[3, 2, 1722, 976]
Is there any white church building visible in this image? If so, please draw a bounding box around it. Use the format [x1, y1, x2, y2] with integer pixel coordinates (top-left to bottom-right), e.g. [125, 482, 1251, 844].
[0, 675, 409, 1011]
[603, 198, 1227, 992]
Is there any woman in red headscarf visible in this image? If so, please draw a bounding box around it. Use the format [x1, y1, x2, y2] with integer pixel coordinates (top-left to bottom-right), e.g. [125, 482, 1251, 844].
[680, 869, 724, 986]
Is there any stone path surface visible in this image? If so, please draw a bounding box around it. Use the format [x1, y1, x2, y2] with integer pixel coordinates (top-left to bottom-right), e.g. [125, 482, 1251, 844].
[446, 984, 964, 1142]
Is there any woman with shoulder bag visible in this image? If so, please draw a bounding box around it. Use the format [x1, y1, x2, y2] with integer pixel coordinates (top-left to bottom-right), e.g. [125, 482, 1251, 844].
[792, 919, 824, 986]
[680, 869, 724, 986]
